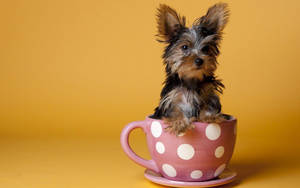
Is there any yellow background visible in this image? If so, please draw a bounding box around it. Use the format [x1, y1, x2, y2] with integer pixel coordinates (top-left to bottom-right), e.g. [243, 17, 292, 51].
[1, 0, 300, 187]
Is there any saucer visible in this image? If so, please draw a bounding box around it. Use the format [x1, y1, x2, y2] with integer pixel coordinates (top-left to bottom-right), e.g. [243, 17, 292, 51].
[144, 168, 237, 187]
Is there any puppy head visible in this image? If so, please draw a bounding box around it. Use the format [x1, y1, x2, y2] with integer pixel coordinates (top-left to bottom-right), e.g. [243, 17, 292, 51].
[157, 3, 229, 82]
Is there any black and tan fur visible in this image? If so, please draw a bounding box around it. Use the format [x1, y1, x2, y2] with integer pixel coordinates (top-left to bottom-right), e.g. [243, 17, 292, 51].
[150, 3, 230, 135]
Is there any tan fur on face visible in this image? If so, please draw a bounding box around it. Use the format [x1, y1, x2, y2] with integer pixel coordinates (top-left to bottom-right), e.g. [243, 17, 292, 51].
[165, 33, 195, 74]
[177, 55, 217, 81]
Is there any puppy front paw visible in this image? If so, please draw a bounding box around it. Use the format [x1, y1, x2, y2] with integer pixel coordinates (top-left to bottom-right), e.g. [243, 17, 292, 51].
[164, 118, 195, 136]
[198, 112, 226, 123]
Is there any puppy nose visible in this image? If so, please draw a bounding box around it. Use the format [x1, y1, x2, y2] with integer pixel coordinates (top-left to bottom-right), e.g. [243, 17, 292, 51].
[194, 58, 204, 67]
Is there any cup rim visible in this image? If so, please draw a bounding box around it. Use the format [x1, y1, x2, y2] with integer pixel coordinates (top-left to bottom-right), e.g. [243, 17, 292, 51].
[146, 114, 236, 123]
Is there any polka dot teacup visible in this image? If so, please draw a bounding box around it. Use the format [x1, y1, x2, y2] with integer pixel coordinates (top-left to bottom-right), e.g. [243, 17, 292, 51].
[121, 116, 237, 182]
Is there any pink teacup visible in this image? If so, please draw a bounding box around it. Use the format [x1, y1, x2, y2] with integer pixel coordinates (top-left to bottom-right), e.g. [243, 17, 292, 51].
[120, 115, 237, 182]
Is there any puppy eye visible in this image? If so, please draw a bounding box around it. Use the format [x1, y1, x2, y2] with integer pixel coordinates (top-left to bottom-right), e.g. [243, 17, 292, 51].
[201, 45, 210, 54]
[181, 45, 189, 51]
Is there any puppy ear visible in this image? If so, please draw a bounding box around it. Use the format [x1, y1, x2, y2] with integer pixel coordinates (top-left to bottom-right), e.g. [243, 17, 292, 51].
[196, 3, 229, 35]
[156, 4, 186, 42]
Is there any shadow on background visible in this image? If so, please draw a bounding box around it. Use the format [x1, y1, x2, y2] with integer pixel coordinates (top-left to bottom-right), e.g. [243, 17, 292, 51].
[218, 156, 297, 188]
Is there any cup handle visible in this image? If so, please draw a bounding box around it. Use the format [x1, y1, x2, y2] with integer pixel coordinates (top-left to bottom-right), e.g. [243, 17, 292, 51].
[120, 121, 159, 173]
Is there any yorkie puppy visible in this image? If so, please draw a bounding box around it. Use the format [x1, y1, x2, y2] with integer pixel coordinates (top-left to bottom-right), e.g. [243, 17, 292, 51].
[150, 3, 230, 135]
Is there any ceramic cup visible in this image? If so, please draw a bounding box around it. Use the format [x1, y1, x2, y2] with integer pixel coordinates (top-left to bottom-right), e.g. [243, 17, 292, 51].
[120, 115, 237, 182]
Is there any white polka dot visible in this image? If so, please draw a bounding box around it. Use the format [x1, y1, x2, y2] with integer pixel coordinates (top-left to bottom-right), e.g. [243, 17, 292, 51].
[177, 144, 195, 160]
[151, 121, 162, 138]
[205, 123, 221, 140]
[155, 142, 165, 154]
[190, 170, 203, 179]
[214, 164, 226, 177]
[162, 164, 177, 177]
[215, 146, 225, 158]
